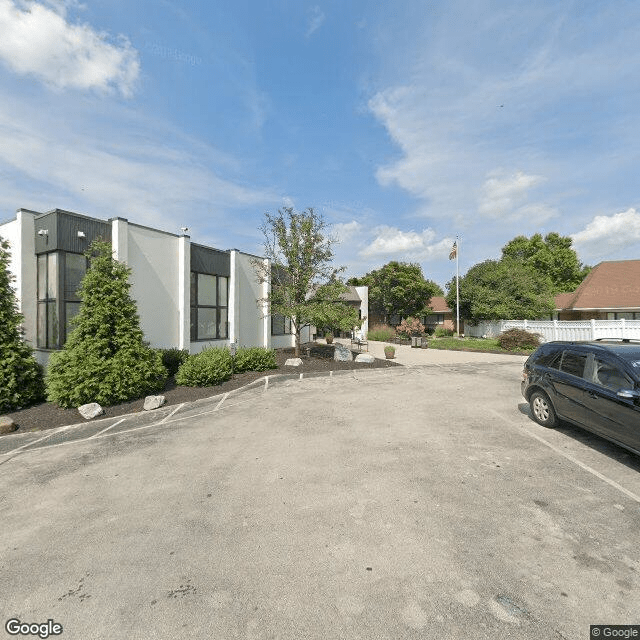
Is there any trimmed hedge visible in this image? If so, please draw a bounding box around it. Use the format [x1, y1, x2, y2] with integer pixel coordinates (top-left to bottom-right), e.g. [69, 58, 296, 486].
[497, 328, 541, 351]
[233, 347, 277, 373]
[175, 347, 234, 386]
[159, 348, 190, 376]
[367, 324, 396, 342]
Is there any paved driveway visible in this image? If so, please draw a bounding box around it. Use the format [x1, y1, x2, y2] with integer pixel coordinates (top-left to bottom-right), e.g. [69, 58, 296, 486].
[1, 357, 639, 640]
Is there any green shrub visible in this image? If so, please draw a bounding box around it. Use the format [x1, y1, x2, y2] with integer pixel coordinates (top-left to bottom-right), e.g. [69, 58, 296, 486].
[176, 347, 234, 386]
[159, 348, 190, 376]
[497, 328, 541, 351]
[0, 239, 46, 412]
[234, 347, 277, 373]
[367, 324, 396, 342]
[45, 241, 167, 408]
[435, 327, 455, 337]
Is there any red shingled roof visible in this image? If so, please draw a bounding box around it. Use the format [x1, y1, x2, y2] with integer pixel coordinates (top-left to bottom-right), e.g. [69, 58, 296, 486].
[555, 260, 640, 310]
[428, 296, 451, 313]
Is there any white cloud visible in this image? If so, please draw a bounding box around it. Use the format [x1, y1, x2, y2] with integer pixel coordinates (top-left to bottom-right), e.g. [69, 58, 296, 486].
[0, 0, 139, 96]
[571, 208, 640, 257]
[479, 170, 550, 219]
[306, 5, 325, 37]
[332, 220, 362, 243]
[360, 226, 452, 261]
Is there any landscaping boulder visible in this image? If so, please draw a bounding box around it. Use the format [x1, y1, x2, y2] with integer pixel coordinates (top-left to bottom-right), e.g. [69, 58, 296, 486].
[355, 353, 375, 364]
[78, 403, 104, 420]
[143, 395, 166, 411]
[334, 344, 353, 362]
[0, 416, 18, 434]
[284, 358, 303, 367]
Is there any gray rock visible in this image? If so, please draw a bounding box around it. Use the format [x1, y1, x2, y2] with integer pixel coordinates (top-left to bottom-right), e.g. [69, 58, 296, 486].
[355, 353, 375, 363]
[78, 403, 104, 420]
[285, 358, 303, 367]
[143, 395, 166, 411]
[0, 416, 18, 434]
[334, 344, 353, 362]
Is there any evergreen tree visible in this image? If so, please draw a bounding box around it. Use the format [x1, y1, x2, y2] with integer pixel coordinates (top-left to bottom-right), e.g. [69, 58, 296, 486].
[46, 240, 167, 408]
[0, 237, 45, 412]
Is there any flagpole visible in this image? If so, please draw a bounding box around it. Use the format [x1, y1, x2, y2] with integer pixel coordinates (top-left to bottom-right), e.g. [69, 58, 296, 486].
[456, 235, 460, 336]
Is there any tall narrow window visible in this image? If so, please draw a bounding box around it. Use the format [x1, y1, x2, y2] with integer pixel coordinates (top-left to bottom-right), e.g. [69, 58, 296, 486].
[190, 273, 229, 340]
[64, 253, 87, 340]
[37, 252, 59, 348]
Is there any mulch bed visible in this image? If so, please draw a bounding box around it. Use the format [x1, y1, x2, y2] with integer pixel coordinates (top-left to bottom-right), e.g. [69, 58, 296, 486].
[2, 343, 399, 435]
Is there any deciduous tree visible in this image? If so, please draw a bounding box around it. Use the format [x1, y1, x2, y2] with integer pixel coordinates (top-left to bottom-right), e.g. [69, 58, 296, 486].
[349, 261, 443, 323]
[254, 207, 360, 356]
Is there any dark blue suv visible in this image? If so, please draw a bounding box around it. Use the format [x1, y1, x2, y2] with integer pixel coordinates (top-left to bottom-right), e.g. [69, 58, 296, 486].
[521, 340, 640, 455]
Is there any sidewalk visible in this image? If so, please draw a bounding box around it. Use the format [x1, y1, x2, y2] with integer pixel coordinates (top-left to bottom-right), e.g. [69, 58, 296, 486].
[334, 337, 529, 366]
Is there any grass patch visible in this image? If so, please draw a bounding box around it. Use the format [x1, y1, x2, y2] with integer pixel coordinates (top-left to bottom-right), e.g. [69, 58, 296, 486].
[427, 336, 536, 354]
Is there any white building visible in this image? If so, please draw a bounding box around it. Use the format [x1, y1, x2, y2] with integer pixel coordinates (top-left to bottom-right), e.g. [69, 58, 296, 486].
[0, 208, 367, 364]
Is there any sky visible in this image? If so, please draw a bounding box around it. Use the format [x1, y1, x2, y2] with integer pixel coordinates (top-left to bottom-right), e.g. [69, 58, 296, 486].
[0, 0, 639, 292]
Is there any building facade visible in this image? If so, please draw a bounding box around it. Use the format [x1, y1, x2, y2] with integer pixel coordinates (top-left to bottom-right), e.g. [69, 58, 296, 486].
[0, 208, 333, 364]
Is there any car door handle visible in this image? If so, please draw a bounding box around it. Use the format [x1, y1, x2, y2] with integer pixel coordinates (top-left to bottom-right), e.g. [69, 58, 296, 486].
[588, 392, 599, 399]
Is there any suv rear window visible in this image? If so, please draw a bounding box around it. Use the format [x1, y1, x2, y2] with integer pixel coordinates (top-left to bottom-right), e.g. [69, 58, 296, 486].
[559, 351, 587, 378]
[533, 349, 561, 368]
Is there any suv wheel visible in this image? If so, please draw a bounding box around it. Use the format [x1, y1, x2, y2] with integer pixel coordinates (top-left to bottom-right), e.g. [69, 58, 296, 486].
[530, 391, 559, 428]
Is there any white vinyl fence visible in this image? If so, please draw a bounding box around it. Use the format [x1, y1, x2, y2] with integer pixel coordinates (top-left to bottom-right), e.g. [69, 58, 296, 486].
[465, 319, 640, 343]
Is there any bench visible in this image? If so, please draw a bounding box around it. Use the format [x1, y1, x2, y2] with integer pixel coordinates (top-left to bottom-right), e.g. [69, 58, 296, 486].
[350, 337, 369, 351]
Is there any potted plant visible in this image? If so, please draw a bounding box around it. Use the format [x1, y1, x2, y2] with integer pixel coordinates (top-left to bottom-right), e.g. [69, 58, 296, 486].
[384, 345, 395, 359]
[325, 332, 334, 344]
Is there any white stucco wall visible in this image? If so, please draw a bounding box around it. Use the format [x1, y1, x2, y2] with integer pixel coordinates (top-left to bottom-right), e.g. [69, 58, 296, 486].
[126, 223, 180, 349]
[234, 251, 268, 348]
[355, 286, 369, 337]
[0, 217, 19, 294]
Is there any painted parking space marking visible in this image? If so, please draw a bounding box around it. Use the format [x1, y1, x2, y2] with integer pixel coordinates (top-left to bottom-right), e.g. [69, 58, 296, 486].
[491, 409, 640, 504]
[160, 403, 185, 423]
[213, 394, 228, 412]
[90, 417, 127, 438]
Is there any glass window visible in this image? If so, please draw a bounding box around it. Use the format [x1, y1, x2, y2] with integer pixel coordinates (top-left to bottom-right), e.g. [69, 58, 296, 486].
[64, 253, 86, 301]
[272, 314, 285, 335]
[198, 274, 217, 306]
[593, 358, 632, 391]
[218, 276, 228, 306]
[47, 253, 58, 299]
[37, 302, 47, 348]
[218, 307, 228, 339]
[198, 308, 217, 340]
[560, 352, 587, 378]
[37, 254, 47, 300]
[190, 271, 197, 307]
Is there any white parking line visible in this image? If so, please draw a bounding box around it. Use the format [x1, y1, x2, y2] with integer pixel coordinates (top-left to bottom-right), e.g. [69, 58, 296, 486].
[491, 410, 640, 504]
[214, 394, 228, 411]
[90, 417, 126, 438]
[160, 403, 185, 423]
[2, 429, 60, 454]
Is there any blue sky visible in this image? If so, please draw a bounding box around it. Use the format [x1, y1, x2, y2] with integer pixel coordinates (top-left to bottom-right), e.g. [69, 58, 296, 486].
[0, 0, 639, 291]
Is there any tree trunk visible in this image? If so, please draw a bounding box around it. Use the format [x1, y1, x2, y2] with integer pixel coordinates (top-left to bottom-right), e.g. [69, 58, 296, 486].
[294, 330, 300, 357]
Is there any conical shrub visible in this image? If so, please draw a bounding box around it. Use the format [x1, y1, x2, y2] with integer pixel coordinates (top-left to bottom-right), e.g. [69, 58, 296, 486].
[0, 237, 45, 412]
[46, 240, 167, 408]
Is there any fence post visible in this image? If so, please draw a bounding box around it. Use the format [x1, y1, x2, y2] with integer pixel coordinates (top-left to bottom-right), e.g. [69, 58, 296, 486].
[590, 319, 596, 340]
[621, 318, 626, 338]
[553, 319, 558, 341]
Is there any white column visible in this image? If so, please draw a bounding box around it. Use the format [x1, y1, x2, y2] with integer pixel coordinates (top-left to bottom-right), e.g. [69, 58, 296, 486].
[111, 217, 129, 263]
[262, 258, 271, 348]
[178, 234, 190, 350]
[228, 250, 238, 347]
[16, 209, 37, 346]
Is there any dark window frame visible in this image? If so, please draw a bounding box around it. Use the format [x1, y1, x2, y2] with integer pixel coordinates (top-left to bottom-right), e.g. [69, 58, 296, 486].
[271, 313, 293, 336]
[190, 272, 229, 341]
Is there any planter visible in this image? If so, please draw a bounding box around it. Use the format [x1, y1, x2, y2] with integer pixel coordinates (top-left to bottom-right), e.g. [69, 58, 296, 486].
[325, 334, 334, 344]
[384, 347, 395, 359]
[411, 336, 423, 348]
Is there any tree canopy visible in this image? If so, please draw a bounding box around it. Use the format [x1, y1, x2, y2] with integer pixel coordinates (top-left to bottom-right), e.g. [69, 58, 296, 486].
[501, 232, 590, 293]
[254, 207, 360, 356]
[446, 257, 556, 324]
[348, 261, 443, 323]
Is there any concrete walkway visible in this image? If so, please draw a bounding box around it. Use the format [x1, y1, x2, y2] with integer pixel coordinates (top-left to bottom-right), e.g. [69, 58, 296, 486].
[335, 337, 529, 367]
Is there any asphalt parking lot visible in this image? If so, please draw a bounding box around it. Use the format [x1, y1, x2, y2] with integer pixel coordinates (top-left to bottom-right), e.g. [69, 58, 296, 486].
[1, 358, 639, 640]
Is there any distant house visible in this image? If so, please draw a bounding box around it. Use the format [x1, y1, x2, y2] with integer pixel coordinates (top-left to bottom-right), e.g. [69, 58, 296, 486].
[422, 296, 459, 333]
[554, 260, 640, 320]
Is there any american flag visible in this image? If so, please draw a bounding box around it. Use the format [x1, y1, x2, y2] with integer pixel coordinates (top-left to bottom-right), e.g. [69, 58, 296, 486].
[449, 241, 457, 260]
